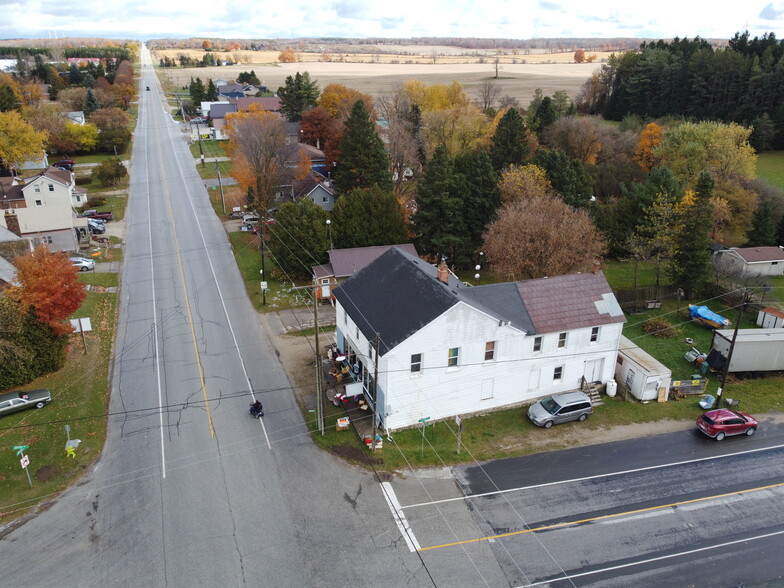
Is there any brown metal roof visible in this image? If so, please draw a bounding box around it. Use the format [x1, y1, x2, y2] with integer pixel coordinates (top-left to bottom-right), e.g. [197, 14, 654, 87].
[329, 244, 418, 278]
[236, 96, 281, 112]
[516, 271, 626, 334]
[732, 246, 784, 263]
[760, 307, 784, 319]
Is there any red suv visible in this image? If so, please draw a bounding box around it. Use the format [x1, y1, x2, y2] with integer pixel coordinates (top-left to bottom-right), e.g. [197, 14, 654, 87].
[696, 409, 758, 440]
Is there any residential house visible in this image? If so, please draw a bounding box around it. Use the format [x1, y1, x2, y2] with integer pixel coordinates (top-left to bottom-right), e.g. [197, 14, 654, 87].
[280, 171, 336, 212]
[313, 244, 418, 301]
[65, 111, 86, 125]
[236, 96, 281, 113]
[17, 152, 49, 171]
[0, 167, 87, 251]
[209, 103, 239, 140]
[333, 248, 626, 431]
[714, 246, 784, 278]
[200, 100, 230, 117]
[216, 83, 245, 99]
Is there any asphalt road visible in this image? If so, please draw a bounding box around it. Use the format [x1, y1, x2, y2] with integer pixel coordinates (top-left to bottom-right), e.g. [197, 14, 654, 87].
[1, 46, 464, 587]
[385, 419, 784, 587]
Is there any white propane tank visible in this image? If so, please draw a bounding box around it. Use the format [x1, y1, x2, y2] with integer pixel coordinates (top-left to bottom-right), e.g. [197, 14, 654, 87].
[606, 379, 617, 398]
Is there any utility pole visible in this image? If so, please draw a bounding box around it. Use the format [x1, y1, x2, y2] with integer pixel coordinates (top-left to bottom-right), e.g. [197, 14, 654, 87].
[215, 162, 225, 214]
[716, 289, 748, 405]
[195, 122, 205, 167]
[314, 289, 324, 435]
[259, 224, 267, 306]
[371, 333, 380, 450]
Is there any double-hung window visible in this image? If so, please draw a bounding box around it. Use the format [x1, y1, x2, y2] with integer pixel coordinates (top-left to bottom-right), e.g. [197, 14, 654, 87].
[447, 347, 459, 367]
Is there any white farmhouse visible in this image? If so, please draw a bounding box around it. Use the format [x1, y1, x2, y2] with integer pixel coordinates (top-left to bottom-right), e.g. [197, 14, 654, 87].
[0, 167, 87, 251]
[333, 248, 626, 432]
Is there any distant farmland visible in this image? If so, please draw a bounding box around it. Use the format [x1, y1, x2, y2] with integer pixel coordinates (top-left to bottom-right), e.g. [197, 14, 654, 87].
[153, 48, 609, 106]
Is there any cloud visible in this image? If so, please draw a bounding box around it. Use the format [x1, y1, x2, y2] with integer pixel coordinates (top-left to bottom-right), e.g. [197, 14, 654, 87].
[759, 2, 784, 19]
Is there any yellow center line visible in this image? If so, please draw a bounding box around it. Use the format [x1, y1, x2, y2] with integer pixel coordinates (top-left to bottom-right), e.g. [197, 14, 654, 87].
[156, 139, 216, 439]
[418, 481, 784, 552]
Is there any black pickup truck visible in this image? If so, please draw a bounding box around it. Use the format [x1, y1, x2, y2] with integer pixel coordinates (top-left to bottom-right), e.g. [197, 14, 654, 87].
[79, 209, 113, 221]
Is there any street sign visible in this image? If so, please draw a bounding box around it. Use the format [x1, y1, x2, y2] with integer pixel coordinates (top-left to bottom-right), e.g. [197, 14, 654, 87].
[260, 281, 268, 290]
[418, 417, 431, 423]
[13, 445, 28, 456]
[20, 455, 29, 468]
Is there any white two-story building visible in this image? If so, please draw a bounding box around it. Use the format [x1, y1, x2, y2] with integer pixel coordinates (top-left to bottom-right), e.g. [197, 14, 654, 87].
[333, 248, 626, 431]
[0, 167, 87, 251]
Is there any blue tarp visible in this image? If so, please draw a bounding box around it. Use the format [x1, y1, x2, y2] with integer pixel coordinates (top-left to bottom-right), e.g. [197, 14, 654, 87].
[689, 305, 729, 327]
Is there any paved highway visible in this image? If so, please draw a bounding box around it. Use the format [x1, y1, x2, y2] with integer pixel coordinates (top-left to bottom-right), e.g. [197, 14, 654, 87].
[1, 46, 466, 587]
[387, 419, 784, 587]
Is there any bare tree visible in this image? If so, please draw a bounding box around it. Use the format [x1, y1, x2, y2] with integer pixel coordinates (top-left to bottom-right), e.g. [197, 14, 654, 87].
[477, 80, 501, 113]
[483, 196, 606, 281]
[224, 107, 287, 212]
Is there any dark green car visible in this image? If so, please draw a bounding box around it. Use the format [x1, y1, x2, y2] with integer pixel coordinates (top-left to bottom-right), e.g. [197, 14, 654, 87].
[0, 389, 52, 416]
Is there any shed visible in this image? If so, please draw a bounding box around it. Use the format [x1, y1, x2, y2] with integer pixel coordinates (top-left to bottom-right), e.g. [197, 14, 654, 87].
[615, 336, 672, 402]
[756, 307, 784, 329]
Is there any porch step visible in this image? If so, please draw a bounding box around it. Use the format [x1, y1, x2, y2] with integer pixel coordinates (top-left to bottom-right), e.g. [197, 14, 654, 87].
[581, 379, 604, 406]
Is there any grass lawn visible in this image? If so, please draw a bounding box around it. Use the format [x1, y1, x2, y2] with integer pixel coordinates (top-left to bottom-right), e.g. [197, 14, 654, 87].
[228, 232, 313, 312]
[189, 140, 227, 160]
[602, 259, 663, 290]
[757, 151, 784, 190]
[0, 289, 117, 524]
[196, 159, 233, 180]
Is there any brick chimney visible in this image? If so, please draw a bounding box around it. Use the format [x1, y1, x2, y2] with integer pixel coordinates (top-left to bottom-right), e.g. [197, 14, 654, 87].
[592, 260, 601, 275]
[437, 258, 449, 284]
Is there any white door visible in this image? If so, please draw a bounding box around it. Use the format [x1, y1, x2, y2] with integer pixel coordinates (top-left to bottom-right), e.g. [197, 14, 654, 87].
[481, 378, 494, 400]
[584, 358, 604, 382]
[320, 279, 331, 298]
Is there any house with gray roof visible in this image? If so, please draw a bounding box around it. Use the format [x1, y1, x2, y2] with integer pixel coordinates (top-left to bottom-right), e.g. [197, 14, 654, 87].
[313, 243, 418, 300]
[714, 246, 784, 278]
[333, 248, 626, 431]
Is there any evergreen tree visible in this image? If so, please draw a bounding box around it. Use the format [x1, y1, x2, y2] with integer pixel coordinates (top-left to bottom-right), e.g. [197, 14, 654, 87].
[489, 107, 529, 171]
[746, 199, 777, 246]
[532, 96, 557, 135]
[83, 88, 99, 116]
[775, 213, 784, 246]
[206, 79, 218, 101]
[411, 145, 470, 262]
[404, 103, 426, 165]
[454, 150, 499, 250]
[267, 199, 329, 279]
[532, 148, 594, 208]
[277, 71, 320, 122]
[331, 185, 408, 249]
[668, 172, 715, 298]
[333, 100, 392, 193]
[0, 85, 18, 112]
[189, 77, 205, 104]
[68, 63, 83, 86]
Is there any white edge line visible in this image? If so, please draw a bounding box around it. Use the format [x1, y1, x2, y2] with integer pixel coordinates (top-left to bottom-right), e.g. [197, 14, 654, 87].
[381, 482, 420, 552]
[402, 442, 784, 510]
[520, 528, 784, 586]
[142, 77, 166, 480]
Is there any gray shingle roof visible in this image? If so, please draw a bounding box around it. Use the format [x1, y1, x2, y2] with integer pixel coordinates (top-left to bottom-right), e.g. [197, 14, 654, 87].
[336, 249, 626, 355]
[334, 247, 460, 355]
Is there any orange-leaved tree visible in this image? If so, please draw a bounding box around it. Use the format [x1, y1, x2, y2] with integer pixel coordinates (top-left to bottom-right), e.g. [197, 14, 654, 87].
[225, 105, 287, 212]
[6, 245, 87, 335]
[634, 122, 663, 172]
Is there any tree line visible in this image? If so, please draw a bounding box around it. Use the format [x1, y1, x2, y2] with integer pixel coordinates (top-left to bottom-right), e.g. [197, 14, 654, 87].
[579, 32, 784, 150]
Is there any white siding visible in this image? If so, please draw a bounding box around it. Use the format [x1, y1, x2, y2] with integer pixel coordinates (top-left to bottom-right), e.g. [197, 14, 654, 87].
[336, 300, 624, 431]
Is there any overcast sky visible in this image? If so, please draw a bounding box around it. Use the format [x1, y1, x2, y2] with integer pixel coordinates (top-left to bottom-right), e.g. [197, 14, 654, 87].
[1, 0, 783, 41]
